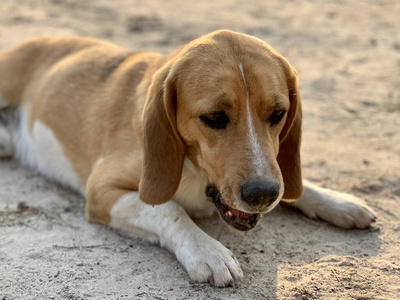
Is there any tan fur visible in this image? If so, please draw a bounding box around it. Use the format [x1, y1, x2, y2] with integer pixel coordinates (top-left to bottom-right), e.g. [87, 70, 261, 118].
[0, 30, 303, 225]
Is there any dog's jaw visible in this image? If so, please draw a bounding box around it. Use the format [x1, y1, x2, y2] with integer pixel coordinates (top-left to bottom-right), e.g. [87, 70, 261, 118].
[206, 185, 262, 231]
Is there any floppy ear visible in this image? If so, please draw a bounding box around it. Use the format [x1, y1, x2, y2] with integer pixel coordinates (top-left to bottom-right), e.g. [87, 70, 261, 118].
[277, 69, 303, 200]
[139, 64, 185, 205]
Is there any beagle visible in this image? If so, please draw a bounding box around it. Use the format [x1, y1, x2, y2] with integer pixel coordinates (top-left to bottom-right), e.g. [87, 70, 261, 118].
[0, 30, 376, 286]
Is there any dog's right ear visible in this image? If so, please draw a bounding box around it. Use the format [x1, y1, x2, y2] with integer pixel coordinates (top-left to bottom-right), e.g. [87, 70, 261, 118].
[139, 63, 185, 205]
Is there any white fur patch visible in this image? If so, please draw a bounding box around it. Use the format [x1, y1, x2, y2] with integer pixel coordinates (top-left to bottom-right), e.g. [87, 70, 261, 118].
[110, 192, 160, 243]
[14, 107, 85, 195]
[14, 108, 38, 168]
[110, 191, 243, 286]
[173, 158, 215, 218]
[95, 156, 105, 166]
[238, 62, 266, 176]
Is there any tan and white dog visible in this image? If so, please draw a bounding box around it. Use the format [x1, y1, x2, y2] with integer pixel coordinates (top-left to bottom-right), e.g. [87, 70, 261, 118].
[0, 30, 375, 287]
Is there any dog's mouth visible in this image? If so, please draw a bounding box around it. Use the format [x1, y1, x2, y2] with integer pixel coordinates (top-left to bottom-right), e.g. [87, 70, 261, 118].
[206, 185, 262, 231]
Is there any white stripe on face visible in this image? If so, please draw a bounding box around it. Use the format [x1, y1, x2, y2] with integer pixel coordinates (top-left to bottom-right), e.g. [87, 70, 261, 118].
[238, 62, 267, 176]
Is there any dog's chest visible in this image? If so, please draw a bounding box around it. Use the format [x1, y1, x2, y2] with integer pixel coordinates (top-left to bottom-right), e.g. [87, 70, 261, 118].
[173, 159, 216, 219]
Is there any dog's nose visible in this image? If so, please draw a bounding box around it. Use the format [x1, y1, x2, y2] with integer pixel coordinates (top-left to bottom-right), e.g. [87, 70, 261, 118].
[241, 178, 280, 207]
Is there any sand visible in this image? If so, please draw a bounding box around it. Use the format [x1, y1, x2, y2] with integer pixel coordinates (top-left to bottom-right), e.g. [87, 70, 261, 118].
[1, 0, 400, 299]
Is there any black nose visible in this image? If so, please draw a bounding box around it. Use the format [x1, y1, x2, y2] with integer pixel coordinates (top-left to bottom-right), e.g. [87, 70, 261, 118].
[241, 178, 280, 207]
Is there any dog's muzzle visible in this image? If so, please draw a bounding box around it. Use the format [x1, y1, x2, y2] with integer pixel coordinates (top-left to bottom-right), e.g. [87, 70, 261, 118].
[206, 185, 262, 231]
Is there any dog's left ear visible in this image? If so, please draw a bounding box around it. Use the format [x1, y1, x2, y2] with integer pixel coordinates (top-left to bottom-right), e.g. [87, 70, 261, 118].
[277, 67, 303, 200]
[139, 62, 185, 205]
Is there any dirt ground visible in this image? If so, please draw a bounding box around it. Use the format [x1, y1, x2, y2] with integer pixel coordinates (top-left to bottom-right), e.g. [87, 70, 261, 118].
[1, 0, 400, 299]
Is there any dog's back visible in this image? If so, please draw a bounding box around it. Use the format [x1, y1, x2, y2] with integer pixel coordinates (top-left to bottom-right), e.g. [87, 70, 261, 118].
[0, 37, 104, 107]
[0, 37, 160, 191]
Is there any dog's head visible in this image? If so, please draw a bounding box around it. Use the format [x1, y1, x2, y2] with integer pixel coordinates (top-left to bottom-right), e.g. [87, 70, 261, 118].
[139, 30, 303, 231]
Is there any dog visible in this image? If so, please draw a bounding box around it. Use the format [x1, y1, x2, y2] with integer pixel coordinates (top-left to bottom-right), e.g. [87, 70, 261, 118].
[0, 30, 376, 287]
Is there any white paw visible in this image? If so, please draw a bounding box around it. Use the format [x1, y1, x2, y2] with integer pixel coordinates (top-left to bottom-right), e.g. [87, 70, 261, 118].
[0, 126, 13, 158]
[296, 183, 376, 229]
[175, 231, 243, 287]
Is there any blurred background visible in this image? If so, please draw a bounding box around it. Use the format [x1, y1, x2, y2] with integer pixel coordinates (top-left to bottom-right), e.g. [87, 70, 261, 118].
[1, 1, 399, 299]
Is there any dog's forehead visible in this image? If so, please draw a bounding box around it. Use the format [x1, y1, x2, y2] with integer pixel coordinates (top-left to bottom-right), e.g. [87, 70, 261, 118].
[179, 54, 289, 111]
[179, 35, 288, 90]
[174, 31, 292, 112]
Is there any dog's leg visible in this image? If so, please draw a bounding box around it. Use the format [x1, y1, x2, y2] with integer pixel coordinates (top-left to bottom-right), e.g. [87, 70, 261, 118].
[0, 112, 13, 158]
[285, 180, 376, 229]
[0, 127, 13, 158]
[85, 159, 243, 287]
[111, 192, 243, 286]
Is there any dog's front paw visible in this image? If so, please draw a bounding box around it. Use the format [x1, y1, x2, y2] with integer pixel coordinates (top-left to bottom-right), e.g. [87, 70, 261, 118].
[175, 232, 243, 287]
[296, 184, 376, 229]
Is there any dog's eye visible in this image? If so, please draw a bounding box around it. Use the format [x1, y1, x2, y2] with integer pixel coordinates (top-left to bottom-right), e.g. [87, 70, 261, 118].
[200, 111, 229, 129]
[269, 110, 286, 126]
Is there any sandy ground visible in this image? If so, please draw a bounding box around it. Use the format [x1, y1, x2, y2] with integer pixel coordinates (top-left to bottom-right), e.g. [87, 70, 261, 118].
[1, 0, 400, 299]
